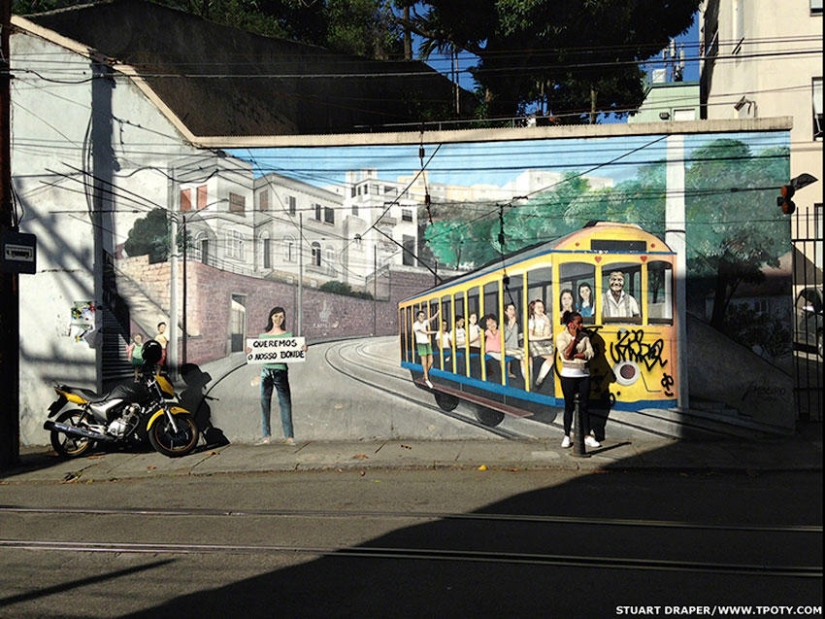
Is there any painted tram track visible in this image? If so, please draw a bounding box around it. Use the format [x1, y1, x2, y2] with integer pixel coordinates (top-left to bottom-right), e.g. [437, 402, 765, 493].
[322, 338, 528, 439]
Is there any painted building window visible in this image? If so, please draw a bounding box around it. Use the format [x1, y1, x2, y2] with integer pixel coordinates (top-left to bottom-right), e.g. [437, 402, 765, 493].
[402, 235, 416, 266]
[192, 232, 205, 262]
[197, 185, 208, 210]
[262, 237, 271, 269]
[325, 247, 336, 274]
[314, 203, 322, 221]
[324, 206, 335, 224]
[259, 189, 269, 211]
[226, 230, 245, 260]
[229, 192, 245, 214]
[402, 209, 413, 222]
[311, 241, 321, 267]
[180, 188, 192, 212]
[288, 195, 296, 215]
[283, 235, 296, 262]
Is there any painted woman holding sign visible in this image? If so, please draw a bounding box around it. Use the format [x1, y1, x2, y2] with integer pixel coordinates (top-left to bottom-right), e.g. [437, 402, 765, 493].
[257, 306, 304, 445]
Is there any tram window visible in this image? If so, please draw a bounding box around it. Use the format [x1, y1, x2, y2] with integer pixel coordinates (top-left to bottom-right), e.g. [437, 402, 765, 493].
[648, 261, 673, 323]
[601, 264, 641, 322]
[467, 288, 482, 377]
[527, 266, 554, 324]
[437, 297, 453, 369]
[560, 263, 596, 324]
[402, 306, 413, 363]
[483, 281, 504, 383]
[484, 282, 500, 323]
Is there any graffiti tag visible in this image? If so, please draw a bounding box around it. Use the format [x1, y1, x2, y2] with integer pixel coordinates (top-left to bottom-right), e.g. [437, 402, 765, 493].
[610, 328, 667, 372]
[660, 372, 675, 397]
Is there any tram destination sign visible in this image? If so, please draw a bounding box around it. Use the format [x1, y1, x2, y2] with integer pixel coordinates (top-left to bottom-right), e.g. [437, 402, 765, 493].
[245, 336, 307, 364]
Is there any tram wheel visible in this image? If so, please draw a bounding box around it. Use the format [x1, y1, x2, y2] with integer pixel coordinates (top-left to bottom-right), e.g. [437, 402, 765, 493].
[434, 392, 459, 412]
[475, 406, 505, 427]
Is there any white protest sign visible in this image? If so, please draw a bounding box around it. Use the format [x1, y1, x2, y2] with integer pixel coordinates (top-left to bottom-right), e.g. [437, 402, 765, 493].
[245, 336, 307, 364]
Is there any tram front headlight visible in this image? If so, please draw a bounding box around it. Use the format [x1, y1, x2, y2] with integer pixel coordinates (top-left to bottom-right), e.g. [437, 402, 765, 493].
[613, 361, 640, 386]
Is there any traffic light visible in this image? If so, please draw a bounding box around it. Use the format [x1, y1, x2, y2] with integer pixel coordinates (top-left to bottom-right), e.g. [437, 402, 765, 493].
[777, 184, 796, 215]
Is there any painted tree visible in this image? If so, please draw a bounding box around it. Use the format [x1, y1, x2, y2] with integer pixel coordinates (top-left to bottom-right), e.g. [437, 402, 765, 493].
[124, 209, 171, 264]
[684, 139, 790, 331]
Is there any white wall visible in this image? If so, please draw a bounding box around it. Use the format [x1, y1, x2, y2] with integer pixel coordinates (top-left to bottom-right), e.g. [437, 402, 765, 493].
[11, 32, 202, 444]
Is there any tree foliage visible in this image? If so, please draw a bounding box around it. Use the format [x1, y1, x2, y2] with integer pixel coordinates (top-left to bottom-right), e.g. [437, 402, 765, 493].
[13, 0, 405, 60]
[400, 0, 700, 121]
[15, 0, 699, 121]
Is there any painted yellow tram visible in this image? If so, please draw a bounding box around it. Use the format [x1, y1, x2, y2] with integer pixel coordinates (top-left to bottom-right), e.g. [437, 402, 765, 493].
[399, 222, 679, 427]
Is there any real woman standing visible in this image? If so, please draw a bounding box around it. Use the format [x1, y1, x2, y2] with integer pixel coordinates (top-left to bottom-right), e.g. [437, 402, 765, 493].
[257, 306, 303, 445]
[527, 299, 554, 388]
[555, 310, 600, 449]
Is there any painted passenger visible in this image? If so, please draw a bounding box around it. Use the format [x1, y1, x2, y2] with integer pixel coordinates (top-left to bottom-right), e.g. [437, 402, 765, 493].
[484, 314, 502, 360]
[601, 271, 640, 318]
[578, 283, 595, 318]
[452, 316, 467, 348]
[555, 310, 600, 450]
[413, 306, 440, 389]
[257, 306, 305, 445]
[559, 288, 576, 322]
[126, 333, 144, 379]
[467, 312, 482, 349]
[503, 302, 525, 379]
[437, 321, 452, 350]
[154, 321, 169, 368]
[527, 299, 554, 388]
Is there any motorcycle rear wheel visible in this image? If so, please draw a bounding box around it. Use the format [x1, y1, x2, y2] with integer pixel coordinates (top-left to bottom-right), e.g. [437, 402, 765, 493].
[50, 409, 96, 458]
[148, 413, 199, 458]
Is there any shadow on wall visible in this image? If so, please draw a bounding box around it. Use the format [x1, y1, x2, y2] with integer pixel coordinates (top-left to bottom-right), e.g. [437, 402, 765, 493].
[179, 363, 229, 448]
[686, 313, 794, 431]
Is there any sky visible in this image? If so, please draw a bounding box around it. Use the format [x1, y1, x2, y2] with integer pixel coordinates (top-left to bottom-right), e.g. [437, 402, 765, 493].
[232, 132, 789, 193]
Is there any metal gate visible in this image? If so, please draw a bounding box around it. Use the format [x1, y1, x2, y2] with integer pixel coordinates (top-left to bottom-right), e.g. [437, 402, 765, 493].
[792, 206, 823, 421]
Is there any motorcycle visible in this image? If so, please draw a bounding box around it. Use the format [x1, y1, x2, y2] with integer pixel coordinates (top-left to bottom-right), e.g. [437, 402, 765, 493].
[44, 340, 200, 458]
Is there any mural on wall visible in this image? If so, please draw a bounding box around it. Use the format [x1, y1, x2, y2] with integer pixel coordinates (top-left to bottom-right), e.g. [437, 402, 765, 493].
[21, 129, 794, 445]
[117, 133, 790, 437]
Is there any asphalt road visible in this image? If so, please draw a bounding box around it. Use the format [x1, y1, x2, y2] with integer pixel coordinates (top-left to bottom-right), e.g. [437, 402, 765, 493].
[1, 468, 821, 618]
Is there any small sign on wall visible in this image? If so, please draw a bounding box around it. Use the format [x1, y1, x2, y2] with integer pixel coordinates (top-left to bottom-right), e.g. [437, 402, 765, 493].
[1, 231, 37, 274]
[245, 336, 307, 364]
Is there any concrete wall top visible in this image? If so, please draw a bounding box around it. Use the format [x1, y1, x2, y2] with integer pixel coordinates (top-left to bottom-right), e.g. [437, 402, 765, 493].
[197, 117, 794, 149]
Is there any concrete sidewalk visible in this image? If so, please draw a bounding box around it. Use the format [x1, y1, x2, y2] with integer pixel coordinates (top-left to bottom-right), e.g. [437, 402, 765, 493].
[3, 425, 821, 483]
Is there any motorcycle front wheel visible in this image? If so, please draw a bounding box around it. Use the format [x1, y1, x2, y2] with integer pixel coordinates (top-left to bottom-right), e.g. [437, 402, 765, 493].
[148, 413, 199, 458]
[50, 409, 96, 458]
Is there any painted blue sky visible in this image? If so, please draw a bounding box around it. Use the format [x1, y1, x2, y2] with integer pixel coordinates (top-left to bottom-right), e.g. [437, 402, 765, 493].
[230, 131, 787, 193]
